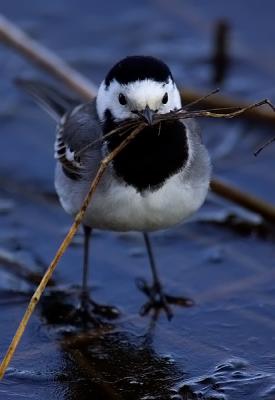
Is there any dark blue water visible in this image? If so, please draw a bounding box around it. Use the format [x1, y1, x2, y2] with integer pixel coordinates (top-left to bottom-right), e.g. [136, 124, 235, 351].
[1, 1, 275, 399]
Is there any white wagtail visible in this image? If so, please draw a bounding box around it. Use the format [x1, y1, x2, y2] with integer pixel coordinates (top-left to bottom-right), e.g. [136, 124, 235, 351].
[17, 56, 211, 320]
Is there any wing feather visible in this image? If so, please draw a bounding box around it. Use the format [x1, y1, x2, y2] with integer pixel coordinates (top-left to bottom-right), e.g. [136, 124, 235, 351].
[54, 101, 103, 181]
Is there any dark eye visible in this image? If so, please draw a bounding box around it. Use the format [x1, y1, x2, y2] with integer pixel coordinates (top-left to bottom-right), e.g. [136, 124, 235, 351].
[118, 93, 127, 105]
[162, 92, 168, 104]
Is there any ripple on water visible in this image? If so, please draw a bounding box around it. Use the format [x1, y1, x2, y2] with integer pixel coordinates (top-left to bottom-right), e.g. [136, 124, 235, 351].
[175, 358, 275, 400]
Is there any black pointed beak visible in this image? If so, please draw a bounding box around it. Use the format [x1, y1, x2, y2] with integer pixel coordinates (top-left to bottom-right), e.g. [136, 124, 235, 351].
[141, 105, 155, 125]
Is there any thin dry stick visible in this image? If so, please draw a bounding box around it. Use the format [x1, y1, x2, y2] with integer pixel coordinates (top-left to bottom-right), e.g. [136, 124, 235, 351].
[1, 15, 275, 377]
[1, 13, 272, 219]
[155, 99, 275, 123]
[76, 99, 275, 157]
[0, 123, 145, 379]
[211, 179, 275, 223]
[179, 88, 220, 110]
[1, 14, 275, 125]
[181, 89, 275, 125]
[0, 14, 97, 98]
[1, 15, 275, 219]
[254, 136, 275, 156]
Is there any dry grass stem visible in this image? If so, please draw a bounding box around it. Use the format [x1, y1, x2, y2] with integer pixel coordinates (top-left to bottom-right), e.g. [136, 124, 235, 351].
[211, 179, 275, 223]
[1, 14, 275, 380]
[155, 98, 275, 123]
[181, 89, 275, 125]
[254, 136, 275, 156]
[77, 98, 275, 156]
[0, 14, 97, 98]
[1, 14, 275, 125]
[0, 123, 145, 379]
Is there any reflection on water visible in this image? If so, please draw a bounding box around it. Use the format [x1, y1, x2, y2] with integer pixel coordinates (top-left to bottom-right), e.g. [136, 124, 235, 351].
[2, 0, 275, 399]
[40, 291, 183, 400]
[61, 332, 182, 400]
[5, 290, 275, 400]
[33, 292, 275, 399]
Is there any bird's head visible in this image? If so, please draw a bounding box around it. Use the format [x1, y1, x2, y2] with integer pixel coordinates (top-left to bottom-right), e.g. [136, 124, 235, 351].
[96, 56, 181, 127]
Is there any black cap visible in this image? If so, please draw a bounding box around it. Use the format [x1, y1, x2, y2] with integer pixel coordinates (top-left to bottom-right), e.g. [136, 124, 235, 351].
[105, 56, 173, 87]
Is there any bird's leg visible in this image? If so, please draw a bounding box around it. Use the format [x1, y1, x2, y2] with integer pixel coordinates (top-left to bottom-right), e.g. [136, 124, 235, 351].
[137, 232, 193, 320]
[81, 225, 120, 319]
[67, 226, 119, 325]
[81, 225, 91, 305]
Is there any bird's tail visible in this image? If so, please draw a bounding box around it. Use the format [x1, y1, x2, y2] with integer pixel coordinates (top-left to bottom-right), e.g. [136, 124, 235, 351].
[15, 79, 81, 121]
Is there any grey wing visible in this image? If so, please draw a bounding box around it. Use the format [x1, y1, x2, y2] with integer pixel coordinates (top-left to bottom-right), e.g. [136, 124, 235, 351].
[182, 117, 203, 144]
[182, 117, 211, 185]
[55, 100, 103, 181]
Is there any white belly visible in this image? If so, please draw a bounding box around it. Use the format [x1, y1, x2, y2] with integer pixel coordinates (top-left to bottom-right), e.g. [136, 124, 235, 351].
[76, 171, 209, 232]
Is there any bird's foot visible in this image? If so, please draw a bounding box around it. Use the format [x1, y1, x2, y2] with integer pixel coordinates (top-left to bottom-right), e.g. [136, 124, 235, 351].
[65, 292, 120, 327]
[136, 278, 194, 320]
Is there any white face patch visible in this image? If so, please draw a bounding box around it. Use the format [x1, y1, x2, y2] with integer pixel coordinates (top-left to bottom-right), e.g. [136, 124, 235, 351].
[96, 77, 181, 122]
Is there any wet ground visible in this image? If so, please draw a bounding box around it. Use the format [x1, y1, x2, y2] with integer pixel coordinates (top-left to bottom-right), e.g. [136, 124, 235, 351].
[1, 1, 275, 399]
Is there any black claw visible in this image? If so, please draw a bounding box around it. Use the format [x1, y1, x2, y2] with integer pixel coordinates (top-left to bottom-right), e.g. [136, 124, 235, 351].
[80, 290, 120, 319]
[162, 302, 173, 320]
[139, 301, 152, 317]
[139, 297, 173, 320]
[62, 291, 120, 327]
[136, 278, 193, 320]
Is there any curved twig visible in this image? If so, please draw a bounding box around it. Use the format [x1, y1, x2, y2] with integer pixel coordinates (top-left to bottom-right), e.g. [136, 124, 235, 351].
[0, 123, 145, 379]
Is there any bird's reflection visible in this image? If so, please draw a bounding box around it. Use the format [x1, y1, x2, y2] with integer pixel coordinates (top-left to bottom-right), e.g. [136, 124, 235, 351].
[40, 290, 184, 400]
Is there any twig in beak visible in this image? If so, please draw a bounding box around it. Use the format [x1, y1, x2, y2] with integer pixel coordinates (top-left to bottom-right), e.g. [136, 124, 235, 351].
[254, 136, 275, 156]
[183, 88, 220, 110]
